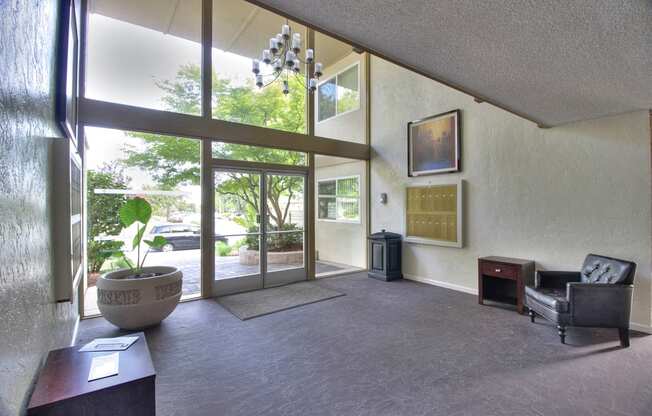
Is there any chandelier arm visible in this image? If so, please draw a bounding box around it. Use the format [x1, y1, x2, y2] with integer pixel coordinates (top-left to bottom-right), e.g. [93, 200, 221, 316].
[292, 72, 312, 91]
[269, 55, 282, 65]
[262, 70, 283, 88]
[258, 71, 281, 78]
[255, 22, 316, 93]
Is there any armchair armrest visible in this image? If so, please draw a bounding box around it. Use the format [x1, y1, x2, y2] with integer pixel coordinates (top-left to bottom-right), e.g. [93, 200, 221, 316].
[535, 271, 581, 289]
[567, 283, 633, 328]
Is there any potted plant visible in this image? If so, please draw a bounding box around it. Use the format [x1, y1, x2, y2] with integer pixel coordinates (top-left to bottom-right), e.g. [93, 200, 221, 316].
[96, 197, 183, 330]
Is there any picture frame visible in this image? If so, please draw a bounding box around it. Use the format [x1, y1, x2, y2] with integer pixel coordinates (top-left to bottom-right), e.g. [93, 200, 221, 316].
[404, 180, 463, 248]
[55, 0, 80, 145]
[53, 138, 84, 303]
[407, 109, 461, 176]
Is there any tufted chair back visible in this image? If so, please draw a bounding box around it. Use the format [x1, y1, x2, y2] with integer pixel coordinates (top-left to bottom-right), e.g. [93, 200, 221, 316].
[580, 254, 636, 285]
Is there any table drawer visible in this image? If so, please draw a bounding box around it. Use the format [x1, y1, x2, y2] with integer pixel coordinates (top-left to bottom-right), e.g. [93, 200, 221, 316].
[481, 262, 519, 280]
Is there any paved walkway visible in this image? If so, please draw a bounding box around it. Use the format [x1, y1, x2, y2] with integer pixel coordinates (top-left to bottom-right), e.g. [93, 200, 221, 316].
[85, 249, 355, 314]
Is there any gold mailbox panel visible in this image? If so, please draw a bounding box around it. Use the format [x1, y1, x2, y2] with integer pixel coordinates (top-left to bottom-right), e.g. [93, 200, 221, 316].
[406, 184, 459, 243]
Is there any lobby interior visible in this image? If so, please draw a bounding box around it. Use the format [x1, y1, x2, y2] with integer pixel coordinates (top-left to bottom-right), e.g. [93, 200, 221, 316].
[1, 1, 651, 415]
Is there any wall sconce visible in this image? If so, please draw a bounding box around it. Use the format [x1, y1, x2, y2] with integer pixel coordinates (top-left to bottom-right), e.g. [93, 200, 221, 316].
[379, 193, 387, 204]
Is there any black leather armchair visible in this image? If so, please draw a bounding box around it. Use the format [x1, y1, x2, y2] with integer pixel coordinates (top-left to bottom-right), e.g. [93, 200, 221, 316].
[525, 254, 636, 347]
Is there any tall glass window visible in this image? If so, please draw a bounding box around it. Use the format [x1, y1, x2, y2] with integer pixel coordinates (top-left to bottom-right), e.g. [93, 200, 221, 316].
[317, 64, 359, 122]
[84, 127, 201, 316]
[86, 0, 202, 114]
[212, 141, 306, 165]
[212, 0, 307, 134]
[314, 32, 365, 143]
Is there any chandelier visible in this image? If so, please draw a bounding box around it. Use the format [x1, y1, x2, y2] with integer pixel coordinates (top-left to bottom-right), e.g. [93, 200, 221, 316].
[251, 21, 323, 95]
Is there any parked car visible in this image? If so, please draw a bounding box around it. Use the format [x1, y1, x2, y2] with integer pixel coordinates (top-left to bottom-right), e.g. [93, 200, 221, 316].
[148, 224, 227, 252]
[167, 211, 184, 223]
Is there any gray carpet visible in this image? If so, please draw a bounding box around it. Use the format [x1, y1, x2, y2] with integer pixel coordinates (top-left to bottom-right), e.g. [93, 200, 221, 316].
[216, 282, 344, 320]
[315, 261, 347, 275]
[77, 272, 652, 416]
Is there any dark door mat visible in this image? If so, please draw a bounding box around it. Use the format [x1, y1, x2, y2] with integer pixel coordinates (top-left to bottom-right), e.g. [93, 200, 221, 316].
[216, 281, 345, 320]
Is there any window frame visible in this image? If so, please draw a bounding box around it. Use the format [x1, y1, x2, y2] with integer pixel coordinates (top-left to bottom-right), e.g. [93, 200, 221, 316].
[317, 174, 361, 223]
[316, 62, 361, 124]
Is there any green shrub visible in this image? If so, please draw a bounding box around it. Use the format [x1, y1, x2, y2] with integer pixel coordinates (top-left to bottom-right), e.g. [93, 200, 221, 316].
[216, 241, 232, 257]
[244, 223, 303, 252]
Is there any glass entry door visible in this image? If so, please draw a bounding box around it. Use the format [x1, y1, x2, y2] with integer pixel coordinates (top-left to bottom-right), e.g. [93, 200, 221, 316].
[212, 168, 306, 296]
[264, 172, 306, 287]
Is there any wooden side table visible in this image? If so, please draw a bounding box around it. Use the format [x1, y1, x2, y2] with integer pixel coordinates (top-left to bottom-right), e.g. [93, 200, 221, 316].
[478, 256, 535, 314]
[27, 332, 155, 416]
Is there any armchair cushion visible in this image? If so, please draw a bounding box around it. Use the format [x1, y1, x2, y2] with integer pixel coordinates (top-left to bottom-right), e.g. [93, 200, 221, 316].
[525, 286, 569, 312]
[580, 254, 636, 284]
[535, 271, 581, 289]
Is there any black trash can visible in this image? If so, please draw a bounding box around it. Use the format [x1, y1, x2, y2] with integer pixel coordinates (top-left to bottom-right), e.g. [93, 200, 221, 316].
[368, 230, 403, 281]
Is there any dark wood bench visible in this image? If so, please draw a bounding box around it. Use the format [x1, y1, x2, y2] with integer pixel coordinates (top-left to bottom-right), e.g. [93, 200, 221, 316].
[28, 332, 156, 416]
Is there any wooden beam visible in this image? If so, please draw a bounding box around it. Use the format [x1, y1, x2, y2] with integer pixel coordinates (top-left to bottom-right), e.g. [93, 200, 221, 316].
[306, 28, 316, 280]
[201, 0, 212, 119]
[200, 0, 214, 299]
[244, 0, 546, 128]
[78, 98, 370, 160]
[365, 52, 372, 271]
[210, 158, 308, 173]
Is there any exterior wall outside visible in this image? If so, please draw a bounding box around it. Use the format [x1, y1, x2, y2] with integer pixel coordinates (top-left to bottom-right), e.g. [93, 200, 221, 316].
[370, 56, 652, 327]
[315, 158, 367, 268]
[0, 1, 79, 415]
[315, 52, 366, 144]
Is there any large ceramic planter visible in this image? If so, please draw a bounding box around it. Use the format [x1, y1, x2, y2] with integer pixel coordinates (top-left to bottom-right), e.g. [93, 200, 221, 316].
[97, 266, 182, 330]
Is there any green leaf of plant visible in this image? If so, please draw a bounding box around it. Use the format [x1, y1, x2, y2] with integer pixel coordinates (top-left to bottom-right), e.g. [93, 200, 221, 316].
[144, 236, 167, 249]
[110, 250, 135, 270]
[132, 225, 146, 250]
[119, 197, 152, 227]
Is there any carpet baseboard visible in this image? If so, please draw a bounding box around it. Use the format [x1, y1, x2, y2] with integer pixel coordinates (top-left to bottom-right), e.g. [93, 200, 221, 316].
[404, 273, 478, 295]
[70, 315, 80, 346]
[404, 273, 652, 333]
[629, 322, 652, 334]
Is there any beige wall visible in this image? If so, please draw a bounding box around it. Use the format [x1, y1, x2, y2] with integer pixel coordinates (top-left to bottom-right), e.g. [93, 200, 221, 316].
[370, 56, 652, 328]
[315, 52, 366, 144]
[315, 157, 367, 268]
[0, 1, 79, 415]
[313, 52, 368, 269]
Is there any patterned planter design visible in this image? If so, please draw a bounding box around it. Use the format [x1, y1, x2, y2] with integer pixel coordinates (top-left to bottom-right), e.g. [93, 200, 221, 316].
[97, 266, 182, 330]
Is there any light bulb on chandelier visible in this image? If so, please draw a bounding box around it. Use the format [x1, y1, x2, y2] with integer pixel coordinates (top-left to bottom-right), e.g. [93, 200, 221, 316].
[252, 21, 321, 95]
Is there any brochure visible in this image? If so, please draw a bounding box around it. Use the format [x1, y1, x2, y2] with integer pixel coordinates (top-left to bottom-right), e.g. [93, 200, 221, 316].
[79, 336, 139, 352]
[88, 352, 120, 382]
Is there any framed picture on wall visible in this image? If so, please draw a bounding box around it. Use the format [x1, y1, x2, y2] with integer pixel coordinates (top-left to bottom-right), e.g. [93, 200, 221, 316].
[407, 109, 461, 176]
[53, 139, 83, 303]
[55, 0, 80, 145]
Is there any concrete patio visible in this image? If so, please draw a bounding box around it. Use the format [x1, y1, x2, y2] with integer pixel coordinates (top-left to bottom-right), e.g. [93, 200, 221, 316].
[84, 249, 360, 315]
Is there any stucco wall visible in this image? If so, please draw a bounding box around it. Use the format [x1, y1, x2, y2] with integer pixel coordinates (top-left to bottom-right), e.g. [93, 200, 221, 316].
[314, 52, 367, 269]
[315, 52, 366, 144]
[0, 1, 79, 414]
[370, 57, 652, 327]
[315, 157, 367, 268]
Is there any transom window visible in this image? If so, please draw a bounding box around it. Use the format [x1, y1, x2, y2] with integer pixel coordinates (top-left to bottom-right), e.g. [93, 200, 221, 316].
[317, 63, 360, 122]
[318, 176, 360, 222]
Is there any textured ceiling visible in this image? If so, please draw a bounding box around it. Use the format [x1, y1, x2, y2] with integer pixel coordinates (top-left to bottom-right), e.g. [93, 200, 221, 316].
[254, 0, 652, 126]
